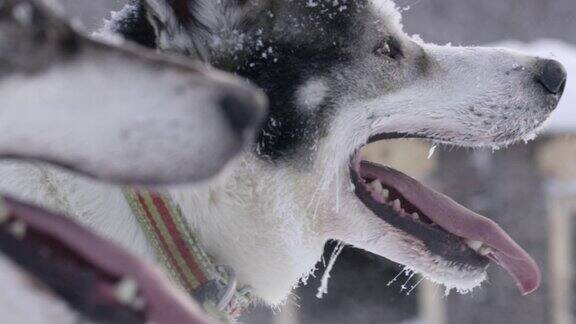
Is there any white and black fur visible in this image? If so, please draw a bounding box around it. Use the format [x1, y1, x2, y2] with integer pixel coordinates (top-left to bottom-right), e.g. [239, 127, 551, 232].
[0, 0, 566, 315]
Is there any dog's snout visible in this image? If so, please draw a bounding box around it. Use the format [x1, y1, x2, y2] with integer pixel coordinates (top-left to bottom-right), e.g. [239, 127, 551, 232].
[219, 89, 266, 135]
[535, 59, 567, 95]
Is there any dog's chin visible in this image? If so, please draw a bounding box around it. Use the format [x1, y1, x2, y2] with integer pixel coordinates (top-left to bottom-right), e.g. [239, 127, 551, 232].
[344, 133, 541, 296]
[356, 222, 488, 294]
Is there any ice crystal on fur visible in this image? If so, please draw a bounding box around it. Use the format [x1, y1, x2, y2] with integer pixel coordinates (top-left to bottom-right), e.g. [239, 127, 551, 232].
[316, 242, 345, 299]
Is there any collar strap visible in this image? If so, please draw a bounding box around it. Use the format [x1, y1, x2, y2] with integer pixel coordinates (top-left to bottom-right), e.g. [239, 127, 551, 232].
[123, 188, 252, 319]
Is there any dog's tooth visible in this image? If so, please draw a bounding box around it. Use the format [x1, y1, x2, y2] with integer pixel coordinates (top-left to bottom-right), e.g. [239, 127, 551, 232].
[411, 212, 420, 221]
[392, 199, 401, 211]
[368, 180, 383, 193]
[478, 246, 494, 256]
[8, 221, 26, 239]
[0, 206, 9, 225]
[465, 239, 483, 251]
[115, 278, 139, 305]
[381, 189, 389, 201]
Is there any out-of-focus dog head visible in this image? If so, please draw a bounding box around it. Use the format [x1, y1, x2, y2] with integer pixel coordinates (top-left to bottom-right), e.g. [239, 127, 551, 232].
[0, 0, 267, 185]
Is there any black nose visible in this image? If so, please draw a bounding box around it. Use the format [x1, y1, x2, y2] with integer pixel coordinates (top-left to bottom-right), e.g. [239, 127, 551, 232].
[536, 59, 567, 95]
[220, 89, 266, 134]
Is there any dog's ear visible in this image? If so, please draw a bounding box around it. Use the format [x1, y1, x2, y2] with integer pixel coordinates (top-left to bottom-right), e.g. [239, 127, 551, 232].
[142, 0, 196, 31]
[138, 0, 210, 58]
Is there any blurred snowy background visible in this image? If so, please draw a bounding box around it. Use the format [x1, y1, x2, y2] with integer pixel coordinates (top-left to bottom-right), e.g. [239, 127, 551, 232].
[58, 1, 576, 324]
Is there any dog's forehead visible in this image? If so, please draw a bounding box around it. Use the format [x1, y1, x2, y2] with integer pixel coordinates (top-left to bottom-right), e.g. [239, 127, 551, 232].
[371, 0, 402, 25]
[369, 0, 405, 38]
[261, 0, 402, 43]
[331, 0, 405, 43]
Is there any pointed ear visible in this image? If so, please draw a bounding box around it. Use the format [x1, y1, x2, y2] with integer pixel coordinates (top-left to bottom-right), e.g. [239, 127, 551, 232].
[141, 0, 198, 34]
[139, 0, 208, 57]
[103, 1, 197, 50]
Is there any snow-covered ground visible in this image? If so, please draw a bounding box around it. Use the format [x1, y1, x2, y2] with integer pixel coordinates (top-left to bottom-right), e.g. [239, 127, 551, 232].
[495, 40, 576, 133]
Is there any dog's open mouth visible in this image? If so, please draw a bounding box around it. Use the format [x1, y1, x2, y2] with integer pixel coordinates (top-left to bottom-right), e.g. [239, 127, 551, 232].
[349, 134, 541, 295]
[0, 197, 208, 323]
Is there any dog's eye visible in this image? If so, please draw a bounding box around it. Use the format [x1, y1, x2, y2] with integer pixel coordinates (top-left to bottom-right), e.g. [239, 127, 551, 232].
[373, 37, 403, 59]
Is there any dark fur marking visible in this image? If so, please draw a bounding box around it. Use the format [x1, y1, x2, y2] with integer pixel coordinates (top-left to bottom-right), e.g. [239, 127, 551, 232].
[236, 42, 348, 161]
[165, 0, 207, 30]
[229, 3, 368, 161]
[415, 49, 431, 76]
[113, 2, 157, 49]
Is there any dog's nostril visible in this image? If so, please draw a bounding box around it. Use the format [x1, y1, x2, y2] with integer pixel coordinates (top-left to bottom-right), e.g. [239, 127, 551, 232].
[219, 89, 266, 134]
[535, 59, 567, 95]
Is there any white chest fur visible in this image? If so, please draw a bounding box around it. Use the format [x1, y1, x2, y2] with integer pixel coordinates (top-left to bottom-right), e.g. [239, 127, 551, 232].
[0, 157, 327, 305]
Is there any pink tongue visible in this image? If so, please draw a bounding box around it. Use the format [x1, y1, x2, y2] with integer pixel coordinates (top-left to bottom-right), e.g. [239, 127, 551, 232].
[359, 161, 541, 295]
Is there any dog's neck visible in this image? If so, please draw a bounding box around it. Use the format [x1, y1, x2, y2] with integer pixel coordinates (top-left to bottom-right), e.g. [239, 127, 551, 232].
[102, 3, 346, 305]
[168, 153, 328, 305]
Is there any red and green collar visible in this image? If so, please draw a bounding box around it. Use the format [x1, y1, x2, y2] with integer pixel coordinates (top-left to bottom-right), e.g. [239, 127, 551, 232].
[123, 188, 252, 320]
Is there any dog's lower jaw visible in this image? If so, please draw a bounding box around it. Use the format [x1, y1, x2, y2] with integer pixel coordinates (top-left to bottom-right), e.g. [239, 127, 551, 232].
[342, 228, 488, 295]
[324, 183, 488, 295]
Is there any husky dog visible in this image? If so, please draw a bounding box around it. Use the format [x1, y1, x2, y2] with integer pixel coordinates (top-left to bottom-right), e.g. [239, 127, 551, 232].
[0, 0, 567, 318]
